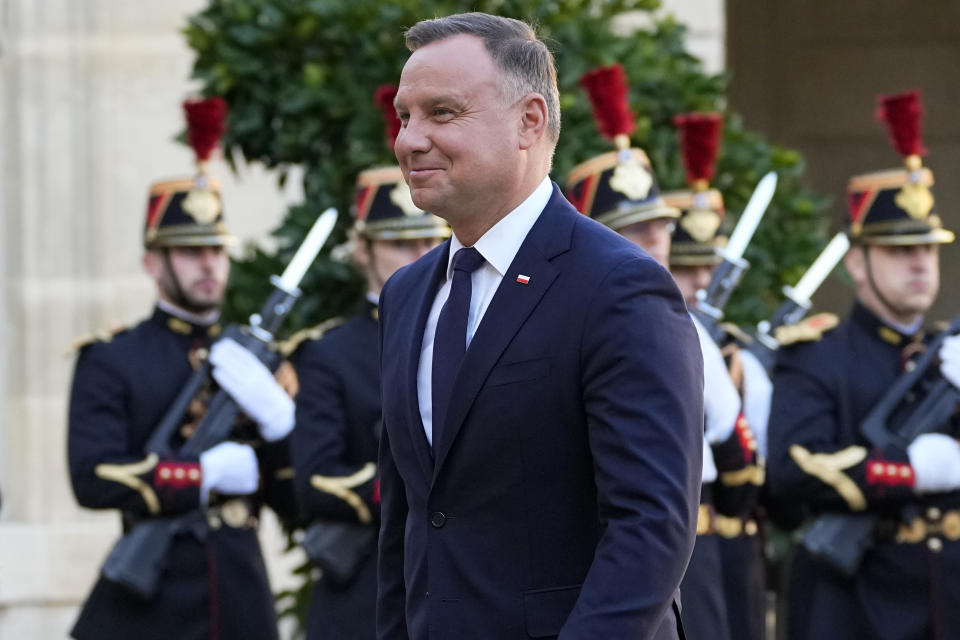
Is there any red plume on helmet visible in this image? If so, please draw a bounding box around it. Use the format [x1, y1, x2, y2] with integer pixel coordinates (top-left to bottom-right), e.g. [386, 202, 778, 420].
[182, 97, 227, 166]
[673, 112, 723, 190]
[876, 90, 927, 164]
[374, 84, 401, 150]
[580, 64, 636, 147]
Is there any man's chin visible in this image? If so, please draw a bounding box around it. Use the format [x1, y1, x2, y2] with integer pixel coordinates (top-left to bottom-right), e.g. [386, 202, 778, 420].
[182, 294, 223, 315]
[900, 294, 935, 317]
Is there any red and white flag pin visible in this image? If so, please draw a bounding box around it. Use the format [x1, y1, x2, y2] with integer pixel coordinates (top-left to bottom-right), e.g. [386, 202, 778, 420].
[516, 274, 531, 285]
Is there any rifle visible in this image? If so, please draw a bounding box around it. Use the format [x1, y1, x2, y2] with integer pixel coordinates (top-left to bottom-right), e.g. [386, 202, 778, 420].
[748, 232, 850, 371]
[800, 314, 960, 577]
[694, 172, 777, 343]
[101, 208, 338, 600]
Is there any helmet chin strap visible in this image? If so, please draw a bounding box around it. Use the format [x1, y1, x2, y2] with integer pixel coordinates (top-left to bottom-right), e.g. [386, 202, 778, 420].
[863, 246, 913, 323]
[365, 238, 389, 296]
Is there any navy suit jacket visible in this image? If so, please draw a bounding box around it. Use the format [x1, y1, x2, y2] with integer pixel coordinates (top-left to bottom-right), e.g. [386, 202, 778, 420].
[377, 184, 704, 639]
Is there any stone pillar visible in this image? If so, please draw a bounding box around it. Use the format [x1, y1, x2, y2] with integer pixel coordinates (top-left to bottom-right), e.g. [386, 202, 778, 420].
[618, 0, 726, 74]
[0, 1, 302, 636]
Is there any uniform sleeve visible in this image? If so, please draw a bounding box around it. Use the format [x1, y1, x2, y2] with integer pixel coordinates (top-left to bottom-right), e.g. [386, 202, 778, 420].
[290, 339, 380, 527]
[67, 344, 202, 516]
[714, 343, 763, 518]
[561, 257, 703, 639]
[767, 345, 915, 515]
[258, 434, 299, 526]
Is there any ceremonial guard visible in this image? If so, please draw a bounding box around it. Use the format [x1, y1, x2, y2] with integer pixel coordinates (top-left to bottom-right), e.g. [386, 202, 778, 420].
[567, 68, 754, 640]
[664, 112, 768, 640]
[68, 97, 297, 640]
[767, 91, 960, 640]
[566, 65, 680, 268]
[285, 85, 449, 640]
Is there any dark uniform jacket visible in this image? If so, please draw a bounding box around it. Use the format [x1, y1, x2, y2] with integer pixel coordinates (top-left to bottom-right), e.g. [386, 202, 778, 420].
[68, 306, 296, 640]
[768, 301, 960, 640]
[716, 333, 768, 640]
[289, 302, 381, 640]
[681, 320, 764, 640]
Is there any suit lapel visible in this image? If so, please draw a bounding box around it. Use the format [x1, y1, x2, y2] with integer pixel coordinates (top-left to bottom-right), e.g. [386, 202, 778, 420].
[402, 241, 450, 485]
[432, 186, 575, 478]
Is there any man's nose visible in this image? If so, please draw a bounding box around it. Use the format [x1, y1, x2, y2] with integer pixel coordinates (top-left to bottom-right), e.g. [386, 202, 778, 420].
[697, 268, 712, 289]
[198, 248, 221, 269]
[395, 118, 431, 156]
[909, 247, 933, 271]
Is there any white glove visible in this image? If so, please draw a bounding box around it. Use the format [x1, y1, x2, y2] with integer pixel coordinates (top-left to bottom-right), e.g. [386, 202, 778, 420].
[692, 317, 741, 444]
[739, 349, 772, 459]
[702, 436, 718, 483]
[199, 441, 259, 500]
[209, 337, 295, 442]
[907, 433, 960, 493]
[939, 334, 960, 389]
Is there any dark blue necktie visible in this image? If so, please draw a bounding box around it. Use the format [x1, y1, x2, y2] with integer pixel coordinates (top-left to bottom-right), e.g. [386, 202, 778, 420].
[432, 247, 485, 447]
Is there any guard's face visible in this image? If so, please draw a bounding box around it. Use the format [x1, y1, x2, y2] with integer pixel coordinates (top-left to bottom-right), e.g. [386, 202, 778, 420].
[848, 244, 940, 319]
[394, 34, 523, 226]
[146, 245, 230, 313]
[617, 218, 675, 268]
[671, 265, 715, 308]
[356, 236, 442, 295]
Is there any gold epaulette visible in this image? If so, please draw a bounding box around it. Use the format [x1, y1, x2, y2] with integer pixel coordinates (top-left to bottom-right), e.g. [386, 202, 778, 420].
[774, 312, 839, 347]
[720, 322, 754, 346]
[276, 316, 347, 357]
[65, 324, 130, 356]
[931, 319, 951, 334]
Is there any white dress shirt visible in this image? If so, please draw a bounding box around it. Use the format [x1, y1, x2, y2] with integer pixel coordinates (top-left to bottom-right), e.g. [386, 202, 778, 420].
[691, 314, 742, 483]
[417, 177, 553, 445]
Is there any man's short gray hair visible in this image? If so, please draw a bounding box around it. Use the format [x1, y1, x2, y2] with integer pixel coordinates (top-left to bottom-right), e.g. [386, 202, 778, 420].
[405, 13, 561, 145]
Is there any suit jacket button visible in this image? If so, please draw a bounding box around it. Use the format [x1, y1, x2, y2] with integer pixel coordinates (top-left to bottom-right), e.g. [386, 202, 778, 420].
[430, 512, 446, 528]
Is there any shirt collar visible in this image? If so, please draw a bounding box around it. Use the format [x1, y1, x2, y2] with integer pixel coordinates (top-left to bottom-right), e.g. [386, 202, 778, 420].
[157, 299, 221, 327]
[446, 176, 552, 279]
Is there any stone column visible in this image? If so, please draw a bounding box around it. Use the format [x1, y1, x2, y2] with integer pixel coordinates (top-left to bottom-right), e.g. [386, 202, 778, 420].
[618, 0, 726, 74]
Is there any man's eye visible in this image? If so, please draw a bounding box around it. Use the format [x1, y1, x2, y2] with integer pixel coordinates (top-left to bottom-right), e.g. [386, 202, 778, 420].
[432, 108, 453, 117]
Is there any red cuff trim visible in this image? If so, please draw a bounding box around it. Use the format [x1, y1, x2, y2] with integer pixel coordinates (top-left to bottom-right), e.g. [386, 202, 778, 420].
[734, 413, 758, 456]
[155, 461, 202, 489]
[372, 479, 381, 505]
[866, 459, 915, 488]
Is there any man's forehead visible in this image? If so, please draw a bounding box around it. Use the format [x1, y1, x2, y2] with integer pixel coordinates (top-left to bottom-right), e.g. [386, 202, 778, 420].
[397, 36, 494, 96]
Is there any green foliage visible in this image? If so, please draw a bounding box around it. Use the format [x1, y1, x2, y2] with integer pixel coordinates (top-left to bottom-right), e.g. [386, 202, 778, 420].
[185, 0, 830, 333]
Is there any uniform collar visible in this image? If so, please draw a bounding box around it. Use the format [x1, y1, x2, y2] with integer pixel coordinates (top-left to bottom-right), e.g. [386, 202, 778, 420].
[852, 300, 924, 346]
[153, 302, 222, 339]
[363, 295, 380, 322]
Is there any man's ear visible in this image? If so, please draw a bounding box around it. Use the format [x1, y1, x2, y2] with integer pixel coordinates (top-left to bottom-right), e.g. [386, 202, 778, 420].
[844, 245, 866, 286]
[142, 250, 164, 281]
[351, 233, 372, 272]
[517, 93, 548, 150]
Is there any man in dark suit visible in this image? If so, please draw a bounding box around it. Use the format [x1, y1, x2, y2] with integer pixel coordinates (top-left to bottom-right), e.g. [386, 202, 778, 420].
[377, 13, 704, 639]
